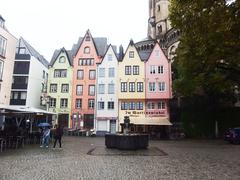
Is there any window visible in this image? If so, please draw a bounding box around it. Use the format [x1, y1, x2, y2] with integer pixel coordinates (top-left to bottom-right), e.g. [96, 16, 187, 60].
[88, 99, 94, 109]
[43, 70, 45, 79]
[121, 82, 127, 92]
[98, 101, 104, 110]
[20, 92, 27, 100]
[129, 51, 134, 58]
[129, 82, 135, 92]
[11, 92, 18, 99]
[99, 68, 105, 77]
[108, 68, 115, 77]
[108, 84, 114, 94]
[84, 47, 90, 54]
[89, 85, 95, 96]
[49, 98, 56, 108]
[121, 102, 128, 110]
[89, 70, 96, 80]
[136, 102, 144, 110]
[125, 66, 131, 75]
[159, 82, 166, 91]
[158, 66, 164, 74]
[61, 84, 69, 93]
[77, 70, 84, 79]
[54, 69, 67, 78]
[98, 84, 105, 94]
[60, 98, 68, 108]
[133, 66, 139, 75]
[76, 85, 83, 95]
[158, 101, 166, 109]
[108, 102, 114, 110]
[0, 36, 7, 57]
[137, 82, 143, 92]
[78, 59, 94, 66]
[149, 82, 156, 92]
[0, 60, 4, 80]
[76, 99, 82, 109]
[129, 102, 135, 110]
[108, 54, 113, 61]
[86, 34, 90, 41]
[147, 102, 155, 109]
[50, 84, 57, 93]
[59, 56, 66, 63]
[150, 66, 156, 74]
[157, 5, 160, 12]
[155, 50, 160, 57]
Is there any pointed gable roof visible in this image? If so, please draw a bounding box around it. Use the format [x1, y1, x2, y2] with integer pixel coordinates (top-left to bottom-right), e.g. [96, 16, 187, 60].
[49, 47, 73, 67]
[147, 42, 169, 62]
[120, 39, 144, 62]
[72, 29, 108, 57]
[98, 44, 119, 65]
[19, 37, 49, 68]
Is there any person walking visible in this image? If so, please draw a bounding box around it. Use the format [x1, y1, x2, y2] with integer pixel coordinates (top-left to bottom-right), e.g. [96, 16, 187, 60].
[53, 124, 63, 148]
[40, 127, 50, 148]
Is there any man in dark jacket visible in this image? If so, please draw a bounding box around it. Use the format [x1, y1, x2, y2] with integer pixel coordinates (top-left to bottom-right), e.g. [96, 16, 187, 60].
[53, 124, 63, 148]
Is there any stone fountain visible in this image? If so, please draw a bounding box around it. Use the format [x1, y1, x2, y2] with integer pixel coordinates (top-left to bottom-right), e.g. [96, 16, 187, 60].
[105, 116, 149, 150]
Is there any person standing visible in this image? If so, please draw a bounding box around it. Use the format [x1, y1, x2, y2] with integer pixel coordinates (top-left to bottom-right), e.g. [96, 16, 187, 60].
[53, 124, 63, 148]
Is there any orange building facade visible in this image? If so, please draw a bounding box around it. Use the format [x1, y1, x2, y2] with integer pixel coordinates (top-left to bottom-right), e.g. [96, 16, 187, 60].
[71, 30, 107, 129]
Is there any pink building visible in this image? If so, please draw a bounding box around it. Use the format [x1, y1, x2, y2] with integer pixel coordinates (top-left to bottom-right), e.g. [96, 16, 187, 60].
[71, 30, 107, 129]
[144, 43, 172, 137]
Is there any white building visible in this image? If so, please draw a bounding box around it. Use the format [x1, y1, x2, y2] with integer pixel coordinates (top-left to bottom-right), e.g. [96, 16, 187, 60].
[95, 45, 119, 135]
[10, 37, 49, 109]
[0, 15, 17, 106]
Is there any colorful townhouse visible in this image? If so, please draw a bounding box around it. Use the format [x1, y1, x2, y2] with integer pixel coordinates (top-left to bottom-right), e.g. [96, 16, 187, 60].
[71, 30, 107, 129]
[118, 40, 146, 132]
[95, 45, 119, 135]
[48, 48, 73, 128]
[0, 16, 17, 128]
[145, 42, 172, 137]
[0, 16, 17, 106]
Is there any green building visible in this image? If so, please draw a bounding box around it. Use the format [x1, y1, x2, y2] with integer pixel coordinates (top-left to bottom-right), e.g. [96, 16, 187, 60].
[48, 48, 73, 128]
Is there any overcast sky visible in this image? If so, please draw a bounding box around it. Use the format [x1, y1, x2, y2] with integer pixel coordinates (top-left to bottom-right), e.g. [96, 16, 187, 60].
[1, 0, 148, 61]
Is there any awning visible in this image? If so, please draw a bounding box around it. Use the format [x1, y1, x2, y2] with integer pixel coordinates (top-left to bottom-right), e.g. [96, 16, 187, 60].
[0, 105, 57, 115]
[120, 117, 172, 126]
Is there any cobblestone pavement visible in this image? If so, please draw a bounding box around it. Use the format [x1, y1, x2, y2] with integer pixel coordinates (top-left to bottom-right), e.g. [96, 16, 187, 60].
[0, 136, 240, 180]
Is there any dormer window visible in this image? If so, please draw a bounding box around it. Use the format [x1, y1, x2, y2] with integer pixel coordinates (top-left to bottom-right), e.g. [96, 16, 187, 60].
[84, 47, 90, 54]
[59, 56, 66, 63]
[129, 51, 134, 58]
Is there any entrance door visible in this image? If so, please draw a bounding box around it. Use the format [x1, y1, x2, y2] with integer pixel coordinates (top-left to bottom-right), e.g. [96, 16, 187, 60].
[110, 120, 116, 134]
[83, 114, 94, 129]
[58, 114, 69, 128]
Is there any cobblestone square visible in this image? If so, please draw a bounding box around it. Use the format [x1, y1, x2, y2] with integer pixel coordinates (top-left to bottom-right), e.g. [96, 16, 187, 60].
[0, 136, 240, 180]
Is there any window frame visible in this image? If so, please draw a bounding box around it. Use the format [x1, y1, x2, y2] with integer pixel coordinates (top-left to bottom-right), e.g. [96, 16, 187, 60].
[76, 85, 83, 95]
[121, 82, 127, 92]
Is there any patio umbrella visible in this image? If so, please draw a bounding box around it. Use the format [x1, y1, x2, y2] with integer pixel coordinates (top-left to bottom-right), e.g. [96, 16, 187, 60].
[38, 122, 51, 127]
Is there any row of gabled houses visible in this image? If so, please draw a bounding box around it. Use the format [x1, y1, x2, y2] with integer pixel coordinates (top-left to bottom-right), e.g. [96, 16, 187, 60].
[0, 15, 172, 136]
[48, 30, 172, 136]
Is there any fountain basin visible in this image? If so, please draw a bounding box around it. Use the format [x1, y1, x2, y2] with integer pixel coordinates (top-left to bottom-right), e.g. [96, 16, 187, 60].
[105, 133, 149, 150]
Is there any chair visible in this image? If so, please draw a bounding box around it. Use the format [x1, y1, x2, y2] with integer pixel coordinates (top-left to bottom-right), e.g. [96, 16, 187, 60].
[0, 138, 7, 152]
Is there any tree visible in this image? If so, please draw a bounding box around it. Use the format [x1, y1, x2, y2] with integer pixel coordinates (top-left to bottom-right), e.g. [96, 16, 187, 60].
[170, 0, 240, 106]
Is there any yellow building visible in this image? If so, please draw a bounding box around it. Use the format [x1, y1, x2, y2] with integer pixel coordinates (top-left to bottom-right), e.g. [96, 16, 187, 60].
[118, 40, 146, 132]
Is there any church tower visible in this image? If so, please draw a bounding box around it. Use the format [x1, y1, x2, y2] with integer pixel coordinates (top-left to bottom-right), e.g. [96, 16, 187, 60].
[148, 0, 171, 40]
